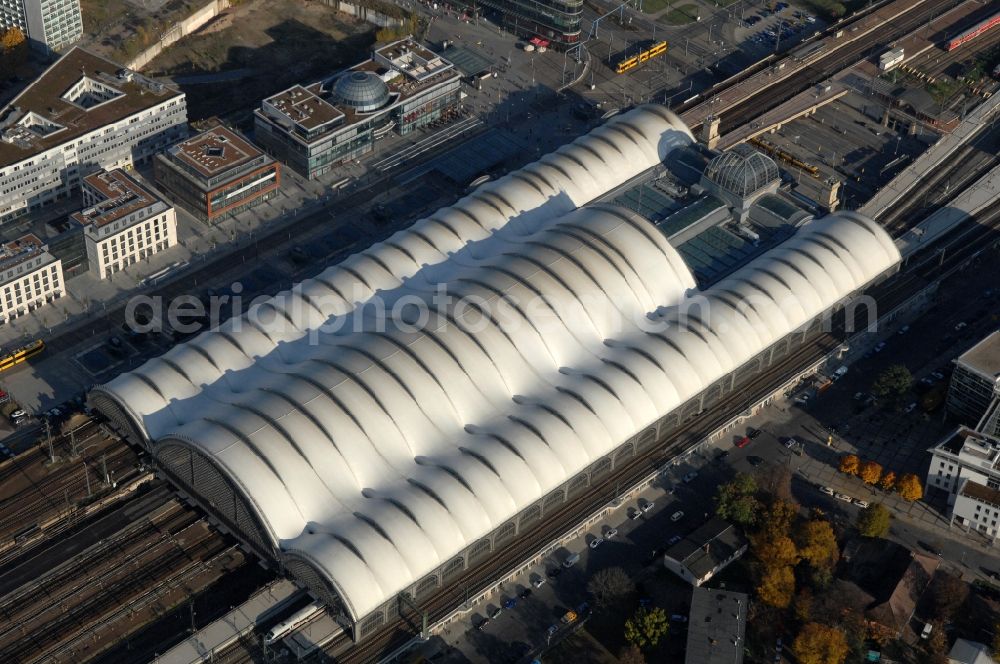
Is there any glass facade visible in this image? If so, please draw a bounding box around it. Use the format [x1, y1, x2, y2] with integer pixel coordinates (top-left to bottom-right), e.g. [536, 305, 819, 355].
[460, 0, 583, 45]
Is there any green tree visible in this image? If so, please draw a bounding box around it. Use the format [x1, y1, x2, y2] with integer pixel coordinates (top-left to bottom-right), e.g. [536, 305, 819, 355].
[715, 472, 761, 526]
[871, 364, 913, 406]
[587, 566, 634, 609]
[794, 622, 849, 664]
[856, 503, 891, 538]
[624, 607, 669, 649]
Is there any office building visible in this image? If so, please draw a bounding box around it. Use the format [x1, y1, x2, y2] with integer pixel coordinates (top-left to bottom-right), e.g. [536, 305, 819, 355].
[254, 38, 462, 179]
[72, 169, 177, 279]
[927, 427, 1000, 500]
[684, 588, 747, 664]
[154, 124, 280, 222]
[0, 233, 63, 324]
[0, 47, 187, 223]
[454, 0, 582, 47]
[947, 330, 1000, 427]
[0, 0, 82, 54]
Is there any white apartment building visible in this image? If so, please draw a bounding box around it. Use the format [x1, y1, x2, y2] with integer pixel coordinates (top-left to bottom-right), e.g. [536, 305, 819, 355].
[0, 47, 187, 224]
[72, 169, 177, 280]
[0, 0, 83, 54]
[927, 427, 1000, 501]
[0, 233, 63, 324]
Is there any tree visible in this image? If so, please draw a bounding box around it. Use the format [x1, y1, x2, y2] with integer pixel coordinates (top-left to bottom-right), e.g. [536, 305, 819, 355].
[0, 27, 27, 77]
[798, 519, 839, 570]
[871, 364, 913, 406]
[752, 534, 799, 568]
[839, 454, 860, 475]
[715, 473, 761, 526]
[923, 620, 949, 664]
[758, 498, 799, 539]
[879, 471, 897, 491]
[857, 503, 891, 538]
[793, 588, 814, 623]
[897, 473, 924, 501]
[617, 645, 646, 664]
[758, 565, 796, 608]
[932, 574, 968, 622]
[587, 567, 635, 609]
[794, 622, 849, 664]
[760, 463, 793, 502]
[992, 622, 1000, 660]
[624, 607, 669, 649]
[859, 461, 883, 486]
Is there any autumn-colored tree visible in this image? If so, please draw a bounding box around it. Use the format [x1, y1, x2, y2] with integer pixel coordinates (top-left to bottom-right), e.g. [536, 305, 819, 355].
[879, 471, 896, 491]
[758, 565, 796, 608]
[617, 644, 646, 664]
[758, 498, 799, 539]
[797, 519, 840, 570]
[857, 503, 891, 538]
[715, 473, 761, 526]
[923, 620, 949, 664]
[793, 588, 814, 623]
[794, 622, 849, 664]
[897, 473, 924, 501]
[624, 607, 669, 649]
[859, 460, 883, 485]
[752, 533, 800, 568]
[0, 27, 27, 76]
[839, 454, 860, 475]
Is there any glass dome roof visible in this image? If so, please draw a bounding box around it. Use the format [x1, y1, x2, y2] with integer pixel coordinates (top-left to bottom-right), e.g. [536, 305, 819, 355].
[703, 144, 780, 198]
[333, 71, 390, 113]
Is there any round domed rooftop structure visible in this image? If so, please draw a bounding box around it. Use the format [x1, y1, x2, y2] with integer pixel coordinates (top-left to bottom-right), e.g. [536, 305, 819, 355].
[333, 71, 390, 113]
[703, 144, 779, 198]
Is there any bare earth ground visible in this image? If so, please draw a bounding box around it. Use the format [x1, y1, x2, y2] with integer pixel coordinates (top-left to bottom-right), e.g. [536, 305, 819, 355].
[80, 0, 203, 63]
[144, 0, 375, 123]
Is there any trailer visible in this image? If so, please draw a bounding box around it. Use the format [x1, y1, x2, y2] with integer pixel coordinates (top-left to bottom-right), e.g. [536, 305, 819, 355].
[879, 47, 905, 71]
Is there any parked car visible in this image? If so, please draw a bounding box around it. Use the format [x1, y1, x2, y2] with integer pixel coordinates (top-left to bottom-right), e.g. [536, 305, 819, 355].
[748, 456, 765, 467]
[716, 450, 730, 462]
[9, 409, 26, 420]
[854, 391, 866, 401]
[503, 597, 517, 610]
[748, 428, 763, 439]
[520, 587, 533, 599]
[640, 499, 655, 513]
[834, 492, 853, 503]
[874, 341, 887, 353]
[683, 471, 698, 483]
[667, 534, 682, 546]
[671, 511, 685, 522]
[955, 321, 968, 331]
[853, 499, 870, 508]
[898, 325, 910, 335]
[628, 507, 642, 520]
[532, 576, 547, 588]
[784, 437, 798, 449]
[589, 537, 604, 550]
[670, 614, 689, 623]
[904, 402, 918, 413]
[736, 436, 752, 448]
[819, 486, 835, 496]
[547, 567, 563, 579]
[477, 617, 491, 630]
[604, 527, 618, 540]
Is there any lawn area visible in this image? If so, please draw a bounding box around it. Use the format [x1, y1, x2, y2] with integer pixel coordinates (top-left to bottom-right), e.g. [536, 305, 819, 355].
[662, 3, 699, 24]
[640, 0, 673, 13]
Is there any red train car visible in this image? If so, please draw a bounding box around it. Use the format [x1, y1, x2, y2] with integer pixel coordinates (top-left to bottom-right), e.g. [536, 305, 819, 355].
[946, 12, 1000, 51]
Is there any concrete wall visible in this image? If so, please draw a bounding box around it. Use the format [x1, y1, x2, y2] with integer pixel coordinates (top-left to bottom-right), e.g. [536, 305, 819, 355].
[315, 0, 406, 28]
[129, 0, 232, 71]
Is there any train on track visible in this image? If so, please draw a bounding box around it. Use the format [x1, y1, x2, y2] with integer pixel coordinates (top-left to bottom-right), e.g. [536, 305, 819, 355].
[946, 11, 1000, 51]
[0, 339, 44, 373]
[748, 137, 820, 177]
[616, 41, 668, 74]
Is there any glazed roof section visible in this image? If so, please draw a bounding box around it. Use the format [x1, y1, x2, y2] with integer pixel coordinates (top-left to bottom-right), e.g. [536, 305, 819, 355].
[0, 47, 183, 168]
[72, 169, 165, 229]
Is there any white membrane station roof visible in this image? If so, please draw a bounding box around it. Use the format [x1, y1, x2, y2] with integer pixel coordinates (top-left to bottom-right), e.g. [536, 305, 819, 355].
[93, 106, 900, 620]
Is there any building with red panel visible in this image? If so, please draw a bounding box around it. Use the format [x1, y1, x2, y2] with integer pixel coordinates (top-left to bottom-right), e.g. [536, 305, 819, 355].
[154, 123, 280, 223]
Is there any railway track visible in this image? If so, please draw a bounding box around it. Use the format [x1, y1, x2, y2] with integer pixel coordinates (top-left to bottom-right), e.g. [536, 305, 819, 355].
[715, 0, 967, 134]
[316, 185, 1000, 664]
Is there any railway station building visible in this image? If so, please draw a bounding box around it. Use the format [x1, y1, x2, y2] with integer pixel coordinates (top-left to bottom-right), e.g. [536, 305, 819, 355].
[253, 38, 462, 179]
[0, 233, 64, 325]
[154, 123, 280, 223]
[72, 169, 178, 280]
[0, 47, 187, 224]
[91, 106, 901, 642]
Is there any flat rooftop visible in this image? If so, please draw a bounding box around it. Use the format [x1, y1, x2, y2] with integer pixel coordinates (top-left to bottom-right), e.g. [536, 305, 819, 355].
[0, 234, 46, 274]
[685, 588, 747, 664]
[71, 169, 163, 229]
[166, 124, 266, 179]
[0, 47, 182, 168]
[961, 481, 1000, 509]
[958, 330, 1000, 381]
[264, 85, 344, 133]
